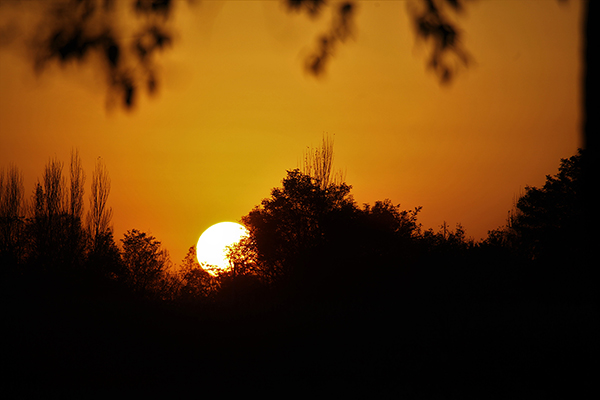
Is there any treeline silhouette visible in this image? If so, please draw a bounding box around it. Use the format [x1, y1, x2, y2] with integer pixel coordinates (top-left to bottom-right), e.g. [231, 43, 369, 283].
[2, 147, 594, 397]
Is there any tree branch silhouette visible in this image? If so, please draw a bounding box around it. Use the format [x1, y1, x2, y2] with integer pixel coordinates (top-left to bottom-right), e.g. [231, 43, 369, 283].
[12, 0, 478, 109]
[30, 0, 174, 109]
[286, 1, 357, 76]
[87, 157, 113, 252]
[407, 0, 471, 83]
[301, 133, 345, 190]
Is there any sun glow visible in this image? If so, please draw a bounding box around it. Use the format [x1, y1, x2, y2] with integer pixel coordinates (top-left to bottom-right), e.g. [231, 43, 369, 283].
[196, 222, 249, 275]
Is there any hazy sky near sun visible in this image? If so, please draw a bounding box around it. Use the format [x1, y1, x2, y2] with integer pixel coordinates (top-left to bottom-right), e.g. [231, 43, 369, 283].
[0, 0, 583, 264]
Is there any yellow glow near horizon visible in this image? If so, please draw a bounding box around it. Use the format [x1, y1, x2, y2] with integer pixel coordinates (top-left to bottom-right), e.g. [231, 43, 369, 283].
[196, 222, 249, 275]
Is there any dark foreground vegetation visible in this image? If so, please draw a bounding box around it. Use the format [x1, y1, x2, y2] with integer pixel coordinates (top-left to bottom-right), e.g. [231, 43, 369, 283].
[1, 148, 595, 397]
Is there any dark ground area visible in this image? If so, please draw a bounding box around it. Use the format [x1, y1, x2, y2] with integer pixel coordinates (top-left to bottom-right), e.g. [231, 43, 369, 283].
[3, 265, 595, 399]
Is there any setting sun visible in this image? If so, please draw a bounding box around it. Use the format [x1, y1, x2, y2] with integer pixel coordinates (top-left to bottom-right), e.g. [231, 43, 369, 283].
[196, 222, 249, 275]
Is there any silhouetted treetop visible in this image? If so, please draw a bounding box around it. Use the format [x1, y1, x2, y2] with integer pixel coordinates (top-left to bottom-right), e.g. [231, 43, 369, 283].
[485, 149, 587, 263]
[235, 162, 428, 299]
[362, 199, 421, 238]
[121, 228, 171, 294]
[0, 151, 123, 274]
[0, 164, 25, 268]
[302, 133, 345, 190]
[512, 149, 586, 260]
[240, 169, 355, 284]
[87, 157, 113, 249]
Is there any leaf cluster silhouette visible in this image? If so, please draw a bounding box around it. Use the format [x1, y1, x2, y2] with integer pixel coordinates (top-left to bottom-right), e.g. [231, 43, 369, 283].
[6, 0, 476, 109]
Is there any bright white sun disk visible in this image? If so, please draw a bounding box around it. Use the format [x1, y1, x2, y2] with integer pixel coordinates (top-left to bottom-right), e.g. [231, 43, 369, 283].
[196, 222, 249, 275]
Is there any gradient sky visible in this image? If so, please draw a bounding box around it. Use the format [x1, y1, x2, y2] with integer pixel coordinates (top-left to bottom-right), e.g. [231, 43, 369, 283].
[0, 0, 583, 265]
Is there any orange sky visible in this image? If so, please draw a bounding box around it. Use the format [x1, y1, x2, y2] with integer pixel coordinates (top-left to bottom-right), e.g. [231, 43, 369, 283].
[0, 0, 583, 265]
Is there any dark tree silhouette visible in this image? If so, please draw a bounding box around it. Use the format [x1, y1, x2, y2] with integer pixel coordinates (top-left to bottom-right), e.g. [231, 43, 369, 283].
[0, 152, 125, 276]
[421, 221, 473, 253]
[236, 166, 427, 309]
[362, 199, 421, 242]
[173, 246, 218, 302]
[83, 157, 123, 279]
[228, 135, 429, 303]
[358, 199, 422, 265]
[25, 154, 89, 270]
[121, 228, 170, 294]
[28, 157, 69, 270]
[86, 229, 123, 279]
[69, 149, 85, 223]
[241, 169, 356, 286]
[86, 157, 113, 252]
[0, 164, 26, 268]
[494, 149, 587, 263]
[66, 149, 87, 268]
